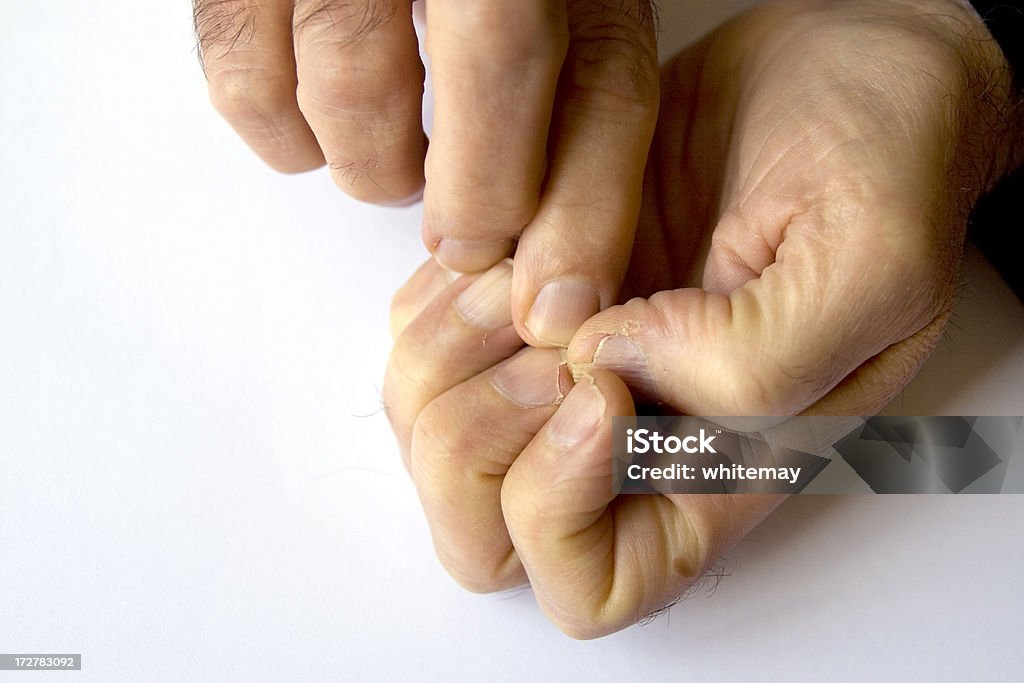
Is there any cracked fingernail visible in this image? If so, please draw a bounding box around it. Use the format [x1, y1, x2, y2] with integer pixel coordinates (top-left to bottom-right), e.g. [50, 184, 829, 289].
[492, 348, 570, 408]
[592, 335, 655, 395]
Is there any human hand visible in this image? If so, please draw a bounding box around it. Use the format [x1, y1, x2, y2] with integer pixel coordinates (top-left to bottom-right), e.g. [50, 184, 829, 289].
[383, 0, 1022, 638]
[194, 0, 660, 346]
[568, 0, 1023, 420]
[385, 258, 784, 638]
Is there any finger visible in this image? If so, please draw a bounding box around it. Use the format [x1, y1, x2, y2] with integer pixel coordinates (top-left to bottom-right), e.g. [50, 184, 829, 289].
[513, 0, 660, 347]
[383, 260, 522, 465]
[502, 368, 783, 637]
[195, 0, 324, 172]
[422, 0, 569, 272]
[389, 258, 456, 340]
[293, 0, 427, 204]
[411, 347, 571, 592]
[565, 204, 951, 417]
[498, 311, 954, 634]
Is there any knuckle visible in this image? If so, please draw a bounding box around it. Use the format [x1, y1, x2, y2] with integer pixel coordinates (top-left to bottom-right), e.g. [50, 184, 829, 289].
[295, 59, 423, 116]
[381, 352, 429, 437]
[412, 405, 522, 595]
[384, 347, 428, 405]
[569, 0, 659, 28]
[207, 67, 293, 129]
[412, 397, 531, 487]
[564, 15, 658, 113]
[410, 401, 472, 486]
[565, 37, 658, 112]
[499, 473, 558, 544]
[292, 2, 423, 118]
[379, 382, 406, 444]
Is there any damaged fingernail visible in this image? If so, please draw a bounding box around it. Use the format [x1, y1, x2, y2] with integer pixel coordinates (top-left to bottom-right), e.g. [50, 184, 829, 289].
[492, 348, 571, 408]
[592, 335, 655, 395]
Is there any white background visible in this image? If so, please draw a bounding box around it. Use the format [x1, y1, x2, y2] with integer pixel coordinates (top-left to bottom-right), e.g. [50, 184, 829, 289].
[2, 1, 1023, 680]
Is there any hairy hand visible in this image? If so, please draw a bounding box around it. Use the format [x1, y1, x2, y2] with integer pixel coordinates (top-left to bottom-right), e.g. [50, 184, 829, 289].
[384, 0, 1022, 638]
[195, 0, 660, 347]
[570, 0, 1023, 418]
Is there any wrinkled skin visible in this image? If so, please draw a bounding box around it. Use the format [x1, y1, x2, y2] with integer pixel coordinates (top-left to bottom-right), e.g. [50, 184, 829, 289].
[384, 0, 1023, 638]
[196, 0, 663, 345]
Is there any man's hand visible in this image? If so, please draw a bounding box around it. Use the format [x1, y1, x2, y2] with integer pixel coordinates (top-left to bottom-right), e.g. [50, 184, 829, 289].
[385, 259, 784, 638]
[568, 0, 1023, 419]
[195, 0, 661, 347]
[384, 0, 1023, 638]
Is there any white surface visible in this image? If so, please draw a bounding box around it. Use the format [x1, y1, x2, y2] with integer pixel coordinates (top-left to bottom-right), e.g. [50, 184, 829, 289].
[2, 2, 1023, 681]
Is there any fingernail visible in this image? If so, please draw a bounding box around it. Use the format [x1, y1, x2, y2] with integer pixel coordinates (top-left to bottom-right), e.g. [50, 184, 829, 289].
[381, 187, 424, 208]
[525, 279, 601, 348]
[592, 335, 656, 395]
[434, 238, 513, 273]
[454, 259, 513, 330]
[546, 375, 605, 450]
[492, 348, 569, 408]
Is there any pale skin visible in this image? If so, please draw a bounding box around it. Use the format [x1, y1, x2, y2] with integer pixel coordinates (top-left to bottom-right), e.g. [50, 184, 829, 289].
[194, 0, 661, 347]
[381, 0, 1023, 638]
[198, 0, 1022, 638]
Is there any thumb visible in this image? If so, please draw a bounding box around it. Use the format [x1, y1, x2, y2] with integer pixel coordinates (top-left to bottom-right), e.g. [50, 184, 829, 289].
[565, 236, 946, 418]
[501, 368, 784, 638]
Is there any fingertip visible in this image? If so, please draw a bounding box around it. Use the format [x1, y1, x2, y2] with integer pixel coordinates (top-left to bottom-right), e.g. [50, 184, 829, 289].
[542, 373, 606, 452]
[267, 155, 326, 175]
[580, 368, 637, 419]
[531, 368, 634, 481]
[380, 185, 424, 208]
[563, 296, 654, 368]
[432, 237, 514, 273]
[327, 148, 427, 206]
